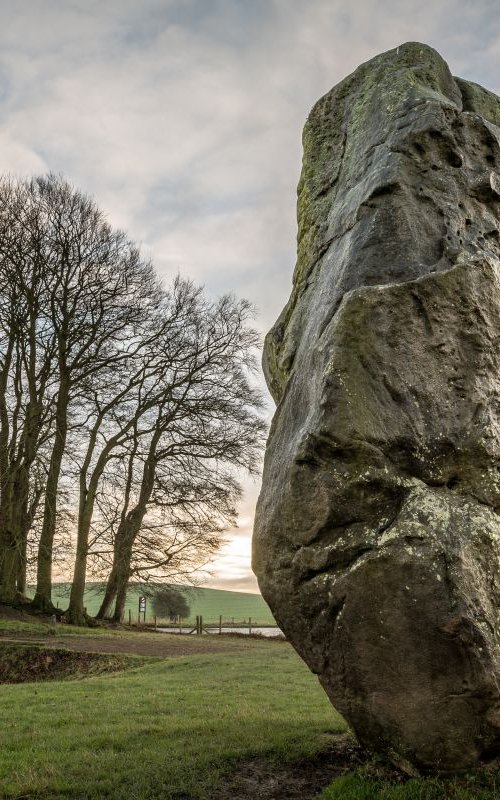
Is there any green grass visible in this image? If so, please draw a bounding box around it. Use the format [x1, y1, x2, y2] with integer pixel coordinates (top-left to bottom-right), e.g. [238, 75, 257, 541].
[319, 772, 500, 799]
[5, 619, 500, 799]
[0, 638, 344, 799]
[0, 617, 54, 636]
[0, 618, 137, 637]
[27, 582, 276, 624]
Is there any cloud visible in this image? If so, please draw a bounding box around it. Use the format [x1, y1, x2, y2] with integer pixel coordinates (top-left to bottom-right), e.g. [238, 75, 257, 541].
[201, 518, 260, 593]
[1, 0, 500, 591]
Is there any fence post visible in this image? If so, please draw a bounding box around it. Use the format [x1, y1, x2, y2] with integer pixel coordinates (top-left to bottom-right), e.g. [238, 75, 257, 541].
[196, 615, 199, 635]
[154, 615, 157, 631]
[179, 616, 182, 634]
[249, 617, 252, 635]
[128, 609, 131, 626]
[219, 614, 222, 635]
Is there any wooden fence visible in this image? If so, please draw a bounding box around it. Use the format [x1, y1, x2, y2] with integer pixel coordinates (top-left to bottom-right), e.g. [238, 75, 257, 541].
[126, 610, 279, 635]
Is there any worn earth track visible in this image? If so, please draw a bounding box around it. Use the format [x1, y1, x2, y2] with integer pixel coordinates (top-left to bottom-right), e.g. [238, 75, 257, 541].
[0, 632, 255, 657]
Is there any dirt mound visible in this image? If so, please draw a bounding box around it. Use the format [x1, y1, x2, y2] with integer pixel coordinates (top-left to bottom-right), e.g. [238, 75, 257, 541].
[0, 643, 138, 683]
[0, 601, 50, 623]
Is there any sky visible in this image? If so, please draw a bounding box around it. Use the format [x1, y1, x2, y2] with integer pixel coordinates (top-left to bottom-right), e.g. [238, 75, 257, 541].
[2, 0, 500, 592]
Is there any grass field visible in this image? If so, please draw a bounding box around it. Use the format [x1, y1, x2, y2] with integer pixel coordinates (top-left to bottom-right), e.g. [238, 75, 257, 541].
[28, 582, 276, 624]
[0, 632, 343, 799]
[2, 618, 500, 799]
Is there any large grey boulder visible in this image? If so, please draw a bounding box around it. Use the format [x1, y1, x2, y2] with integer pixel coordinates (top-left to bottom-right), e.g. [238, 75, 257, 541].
[252, 42, 500, 774]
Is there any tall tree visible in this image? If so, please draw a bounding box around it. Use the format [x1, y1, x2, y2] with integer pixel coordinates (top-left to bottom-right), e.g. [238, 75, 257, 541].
[0, 179, 57, 603]
[30, 177, 159, 611]
[0, 174, 265, 619]
[0, 175, 159, 608]
[66, 279, 203, 623]
[150, 586, 190, 621]
[96, 292, 265, 622]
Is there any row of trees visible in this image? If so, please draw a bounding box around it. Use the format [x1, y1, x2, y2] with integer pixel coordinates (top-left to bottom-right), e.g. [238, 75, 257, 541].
[0, 175, 265, 624]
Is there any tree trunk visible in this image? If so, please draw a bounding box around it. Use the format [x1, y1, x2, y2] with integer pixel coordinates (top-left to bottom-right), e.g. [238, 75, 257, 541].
[0, 460, 16, 602]
[32, 380, 69, 612]
[0, 546, 17, 603]
[100, 529, 136, 623]
[96, 569, 119, 619]
[0, 478, 16, 603]
[14, 295, 47, 597]
[113, 560, 132, 623]
[111, 531, 136, 623]
[0, 335, 15, 602]
[67, 548, 88, 624]
[96, 442, 137, 621]
[99, 438, 159, 621]
[68, 428, 119, 623]
[96, 529, 134, 623]
[12, 465, 29, 594]
[16, 534, 27, 595]
[67, 500, 95, 624]
[16, 480, 43, 595]
[110, 512, 145, 623]
[67, 466, 94, 623]
[1, 454, 33, 600]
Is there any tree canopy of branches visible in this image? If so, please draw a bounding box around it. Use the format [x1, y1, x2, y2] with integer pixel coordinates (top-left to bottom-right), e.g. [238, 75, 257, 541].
[0, 175, 266, 622]
[150, 586, 190, 620]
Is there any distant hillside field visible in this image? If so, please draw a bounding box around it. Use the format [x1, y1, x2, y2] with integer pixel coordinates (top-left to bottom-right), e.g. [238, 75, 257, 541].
[28, 583, 276, 624]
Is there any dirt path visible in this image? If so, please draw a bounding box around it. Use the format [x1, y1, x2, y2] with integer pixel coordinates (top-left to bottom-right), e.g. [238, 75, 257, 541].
[0, 631, 261, 658]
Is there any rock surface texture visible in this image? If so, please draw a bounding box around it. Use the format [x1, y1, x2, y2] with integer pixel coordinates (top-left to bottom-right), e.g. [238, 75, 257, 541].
[253, 42, 500, 774]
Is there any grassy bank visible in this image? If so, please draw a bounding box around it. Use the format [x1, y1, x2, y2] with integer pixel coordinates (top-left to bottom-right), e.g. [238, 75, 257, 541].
[0, 643, 147, 683]
[0, 616, 128, 637]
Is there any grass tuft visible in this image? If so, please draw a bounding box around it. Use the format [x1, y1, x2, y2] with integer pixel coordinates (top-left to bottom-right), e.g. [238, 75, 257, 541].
[319, 769, 500, 799]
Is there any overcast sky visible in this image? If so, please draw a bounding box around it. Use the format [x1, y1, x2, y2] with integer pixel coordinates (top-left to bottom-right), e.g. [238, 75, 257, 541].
[2, 0, 499, 592]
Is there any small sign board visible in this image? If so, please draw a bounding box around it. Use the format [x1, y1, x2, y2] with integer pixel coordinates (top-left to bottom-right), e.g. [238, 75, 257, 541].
[139, 596, 146, 613]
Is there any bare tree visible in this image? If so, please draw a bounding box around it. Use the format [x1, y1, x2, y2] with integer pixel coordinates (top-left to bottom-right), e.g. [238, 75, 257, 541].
[0, 179, 58, 603]
[30, 177, 160, 612]
[0, 174, 265, 622]
[95, 291, 265, 622]
[149, 586, 190, 621]
[0, 175, 159, 609]
[65, 279, 200, 623]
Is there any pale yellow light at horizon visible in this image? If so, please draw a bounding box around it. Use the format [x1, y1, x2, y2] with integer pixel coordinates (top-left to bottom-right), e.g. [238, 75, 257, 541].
[201, 502, 260, 594]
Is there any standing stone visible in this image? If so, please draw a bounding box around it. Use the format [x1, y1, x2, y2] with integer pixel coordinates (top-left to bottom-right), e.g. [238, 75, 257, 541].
[252, 42, 500, 774]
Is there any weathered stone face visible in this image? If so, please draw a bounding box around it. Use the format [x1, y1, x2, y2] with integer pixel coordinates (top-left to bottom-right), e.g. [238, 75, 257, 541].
[252, 42, 500, 774]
